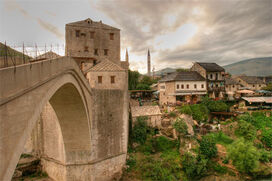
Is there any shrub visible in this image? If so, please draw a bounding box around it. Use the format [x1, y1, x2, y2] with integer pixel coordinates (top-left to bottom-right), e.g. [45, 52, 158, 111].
[141, 155, 182, 180]
[207, 100, 228, 112]
[168, 111, 177, 118]
[208, 131, 233, 145]
[132, 116, 149, 144]
[210, 162, 228, 174]
[191, 104, 209, 122]
[181, 152, 208, 179]
[259, 149, 272, 163]
[199, 135, 218, 158]
[228, 139, 260, 173]
[152, 136, 177, 153]
[261, 128, 272, 148]
[126, 155, 136, 171]
[173, 118, 188, 135]
[179, 105, 192, 115]
[236, 120, 256, 141]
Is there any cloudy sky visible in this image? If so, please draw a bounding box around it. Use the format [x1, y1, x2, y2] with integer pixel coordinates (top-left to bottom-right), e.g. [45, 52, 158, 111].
[0, 0, 271, 73]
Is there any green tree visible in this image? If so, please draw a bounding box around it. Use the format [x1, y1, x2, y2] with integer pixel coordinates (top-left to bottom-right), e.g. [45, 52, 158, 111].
[173, 118, 188, 149]
[236, 120, 257, 141]
[181, 152, 208, 180]
[132, 116, 148, 144]
[261, 128, 272, 148]
[139, 75, 154, 86]
[207, 100, 228, 112]
[228, 139, 260, 173]
[128, 70, 140, 90]
[199, 135, 218, 158]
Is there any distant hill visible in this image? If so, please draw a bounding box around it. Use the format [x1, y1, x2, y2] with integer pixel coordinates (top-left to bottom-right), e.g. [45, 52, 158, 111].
[0, 42, 32, 59]
[223, 57, 272, 76]
[153, 67, 176, 76]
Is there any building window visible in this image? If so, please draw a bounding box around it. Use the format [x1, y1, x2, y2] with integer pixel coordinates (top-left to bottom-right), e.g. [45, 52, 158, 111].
[110, 33, 114, 40]
[216, 84, 218, 87]
[194, 84, 197, 89]
[210, 74, 213, 79]
[259, 84, 261, 87]
[104, 49, 108, 55]
[84, 46, 88, 52]
[253, 84, 255, 87]
[94, 49, 98, 55]
[186, 84, 189, 89]
[201, 84, 204, 88]
[226, 85, 228, 88]
[76, 30, 80, 37]
[177, 84, 179, 89]
[81, 33, 86, 37]
[98, 76, 102, 84]
[232, 85, 235, 88]
[111, 76, 115, 84]
[181, 84, 184, 89]
[90, 31, 95, 39]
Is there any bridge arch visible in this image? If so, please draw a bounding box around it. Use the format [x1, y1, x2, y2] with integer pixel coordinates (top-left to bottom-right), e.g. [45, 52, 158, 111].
[0, 67, 92, 181]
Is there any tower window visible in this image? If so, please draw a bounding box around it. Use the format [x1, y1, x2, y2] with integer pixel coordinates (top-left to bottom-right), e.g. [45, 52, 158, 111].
[187, 84, 189, 89]
[84, 46, 88, 52]
[98, 76, 102, 84]
[76, 30, 80, 37]
[181, 84, 184, 89]
[90, 31, 95, 39]
[110, 33, 114, 40]
[104, 49, 108, 56]
[111, 76, 115, 84]
[94, 49, 98, 55]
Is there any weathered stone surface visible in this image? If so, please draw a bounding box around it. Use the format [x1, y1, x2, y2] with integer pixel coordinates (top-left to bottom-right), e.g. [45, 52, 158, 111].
[0, 57, 128, 181]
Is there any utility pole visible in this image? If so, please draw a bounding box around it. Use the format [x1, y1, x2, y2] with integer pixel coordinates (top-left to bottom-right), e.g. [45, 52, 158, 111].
[23, 42, 25, 64]
[4, 41, 8, 67]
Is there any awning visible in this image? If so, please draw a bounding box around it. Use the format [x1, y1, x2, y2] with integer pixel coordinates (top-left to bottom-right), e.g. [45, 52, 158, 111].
[237, 90, 255, 94]
[242, 97, 272, 103]
[169, 91, 207, 96]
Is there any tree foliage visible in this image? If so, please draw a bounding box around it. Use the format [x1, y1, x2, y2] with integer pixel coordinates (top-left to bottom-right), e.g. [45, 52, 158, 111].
[173, 118, 188, 135]
[262, 83, 272, 91]
[181, 152, 208, 179]
[228, 139, 260, 173]
[236, 120, 257, 141]
[128, 70, 140, 90]
[132, 116, 149, 144]
[261, 128, 272, 148]
[207, 100, 228, 112]
[199, 135, 218, 158]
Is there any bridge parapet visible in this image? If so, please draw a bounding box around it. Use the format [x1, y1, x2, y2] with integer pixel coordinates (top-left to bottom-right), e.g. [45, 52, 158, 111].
[0, 56, 91, 105]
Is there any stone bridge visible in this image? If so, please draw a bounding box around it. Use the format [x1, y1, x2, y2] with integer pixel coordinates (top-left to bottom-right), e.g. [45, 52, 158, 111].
[0, 57, 128, 181]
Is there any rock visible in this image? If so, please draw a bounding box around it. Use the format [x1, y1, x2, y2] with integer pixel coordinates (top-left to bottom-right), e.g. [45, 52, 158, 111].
[161, 118, 171, 127]
[160, 126, 174, 137]
[179, 114, 194, 136]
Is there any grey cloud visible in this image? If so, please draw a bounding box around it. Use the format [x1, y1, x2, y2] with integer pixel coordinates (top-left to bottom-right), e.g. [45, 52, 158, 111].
[96, 0, 272, 69]
[36, 18, 64, 40]
[4, 0, 64, 40]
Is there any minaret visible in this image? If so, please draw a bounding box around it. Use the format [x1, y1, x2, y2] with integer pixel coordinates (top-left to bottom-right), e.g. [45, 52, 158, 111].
[125, 48, 129, 62]
[147, 49, 151, 76]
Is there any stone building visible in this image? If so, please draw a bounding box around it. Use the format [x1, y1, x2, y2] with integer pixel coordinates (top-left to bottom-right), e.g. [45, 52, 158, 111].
[131, 105, 162, 127]
[85, 59, 127, 90]
[225, 77, 241, 100]
[191, 62, 225, 99]
[158, 71, 207, 105]
[233, 75, 266, 90]
[65, 18, 121, 68]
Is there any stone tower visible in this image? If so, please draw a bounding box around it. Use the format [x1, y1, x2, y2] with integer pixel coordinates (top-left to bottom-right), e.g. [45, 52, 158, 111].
[147, 49, 151, 76]
[65, 18, 121, 66]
